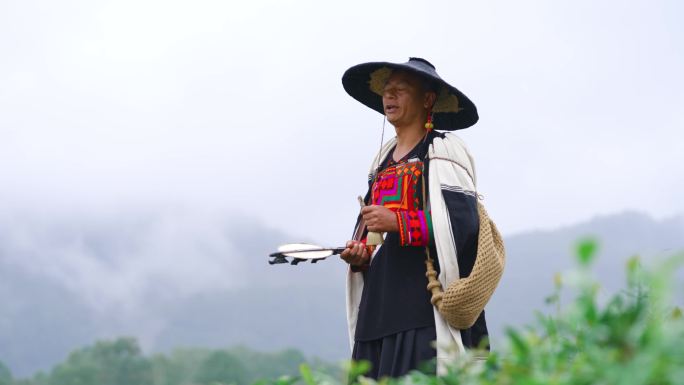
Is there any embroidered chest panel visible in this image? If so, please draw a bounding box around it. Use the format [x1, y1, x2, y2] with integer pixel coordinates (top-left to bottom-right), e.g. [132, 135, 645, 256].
[371, 159, 425, 211]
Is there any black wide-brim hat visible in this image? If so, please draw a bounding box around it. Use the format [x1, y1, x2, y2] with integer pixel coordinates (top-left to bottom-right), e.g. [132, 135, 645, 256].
[342, 57, 478, 130]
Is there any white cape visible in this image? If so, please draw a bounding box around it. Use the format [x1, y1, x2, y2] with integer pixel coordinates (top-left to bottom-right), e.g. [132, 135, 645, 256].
[345, 132, 480, 375]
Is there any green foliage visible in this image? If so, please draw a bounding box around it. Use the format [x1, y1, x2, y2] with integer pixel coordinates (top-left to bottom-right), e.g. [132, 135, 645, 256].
[6, 238, 683, 385]
[344, 360, 371, 384]
[9, 371, 47, 385]
[0, 361, 12, 385]
[6, 344, 318, 385]
[263, 239, 684, 385]
[575, 237, 599, 267]
[230, 346, 308, 383]
[299, 364, 315, 385]
[47, 337, 152, 385]
[193, 351, 247, 385]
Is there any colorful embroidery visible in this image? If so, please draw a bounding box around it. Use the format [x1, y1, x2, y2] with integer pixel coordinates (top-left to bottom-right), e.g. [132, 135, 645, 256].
[371, 155, 432, 247]
[395, 210, 432, 247]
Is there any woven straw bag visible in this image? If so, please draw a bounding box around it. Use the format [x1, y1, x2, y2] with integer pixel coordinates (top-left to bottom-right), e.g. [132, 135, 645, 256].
[425, 199, 506, 330]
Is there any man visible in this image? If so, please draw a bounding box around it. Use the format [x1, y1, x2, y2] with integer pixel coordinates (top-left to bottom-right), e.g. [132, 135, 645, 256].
[339, 57, 489, 378]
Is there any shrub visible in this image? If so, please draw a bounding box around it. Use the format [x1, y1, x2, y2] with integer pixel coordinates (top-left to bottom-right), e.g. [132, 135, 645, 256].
[288, 239, 684, 385]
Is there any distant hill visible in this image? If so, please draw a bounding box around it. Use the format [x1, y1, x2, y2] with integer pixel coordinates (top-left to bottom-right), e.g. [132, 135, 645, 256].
[0, 209, 682, 377]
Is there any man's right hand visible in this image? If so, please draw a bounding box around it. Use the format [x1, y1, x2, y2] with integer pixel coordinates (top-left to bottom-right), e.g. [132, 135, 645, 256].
[340, 240, 370, 266]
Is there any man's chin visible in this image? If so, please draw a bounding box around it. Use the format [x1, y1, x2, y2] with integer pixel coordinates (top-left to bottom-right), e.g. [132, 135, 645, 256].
[386, 115, 400, 126]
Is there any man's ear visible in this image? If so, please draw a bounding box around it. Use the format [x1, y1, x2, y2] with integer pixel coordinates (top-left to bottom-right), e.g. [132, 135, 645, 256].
[424, 91, 437, 108]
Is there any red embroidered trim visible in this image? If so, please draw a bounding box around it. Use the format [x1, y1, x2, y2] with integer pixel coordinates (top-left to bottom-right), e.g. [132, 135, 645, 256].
[397, 210, 431, 247]
[396, 211, 406, 245]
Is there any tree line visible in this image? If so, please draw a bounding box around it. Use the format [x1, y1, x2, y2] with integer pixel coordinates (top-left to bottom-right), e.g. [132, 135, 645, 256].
[0, 339, 337, 385]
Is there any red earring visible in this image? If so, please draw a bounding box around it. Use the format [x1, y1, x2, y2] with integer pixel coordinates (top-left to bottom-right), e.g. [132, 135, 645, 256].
[424, 110, 434, 131]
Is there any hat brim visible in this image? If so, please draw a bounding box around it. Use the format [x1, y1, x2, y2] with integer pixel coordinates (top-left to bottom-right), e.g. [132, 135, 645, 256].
[342, 61, 478, 130]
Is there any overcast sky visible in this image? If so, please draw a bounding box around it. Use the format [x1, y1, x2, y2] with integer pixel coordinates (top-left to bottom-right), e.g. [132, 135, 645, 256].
[1, 0, 682, 246]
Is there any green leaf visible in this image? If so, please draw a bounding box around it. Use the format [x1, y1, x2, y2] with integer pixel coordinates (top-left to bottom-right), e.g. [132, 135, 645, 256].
[575, 238, 599, 267]
[506, 328, 530, 356]
[299, 364, 316, 385]
[346, 360, 371, 379]
[274, 375, 298, 385]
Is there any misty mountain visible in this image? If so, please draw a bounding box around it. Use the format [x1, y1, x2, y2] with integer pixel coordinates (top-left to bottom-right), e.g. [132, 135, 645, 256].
[0, 208, 682, 377]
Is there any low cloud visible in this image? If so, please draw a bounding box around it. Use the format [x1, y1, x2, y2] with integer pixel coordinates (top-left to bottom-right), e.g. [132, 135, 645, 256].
[0, 205, 292, 314]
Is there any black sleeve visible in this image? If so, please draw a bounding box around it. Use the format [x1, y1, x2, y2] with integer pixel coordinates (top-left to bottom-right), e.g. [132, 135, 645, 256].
[442, 189, 480, 278]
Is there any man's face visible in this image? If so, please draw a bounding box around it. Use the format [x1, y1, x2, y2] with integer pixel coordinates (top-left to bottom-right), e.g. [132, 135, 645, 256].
[381, 71, 427, 127]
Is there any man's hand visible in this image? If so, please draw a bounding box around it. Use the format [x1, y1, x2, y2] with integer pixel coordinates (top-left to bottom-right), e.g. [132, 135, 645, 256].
[340, 240, 369, 266]
[361, 205, 399, 232]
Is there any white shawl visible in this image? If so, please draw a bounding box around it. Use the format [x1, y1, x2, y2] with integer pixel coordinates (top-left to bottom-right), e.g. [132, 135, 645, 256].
[345, 131, 479, 375]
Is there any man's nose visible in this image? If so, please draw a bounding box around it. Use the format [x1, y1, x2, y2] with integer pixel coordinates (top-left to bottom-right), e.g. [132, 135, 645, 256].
[383, 91, 396, 100]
